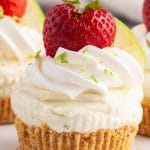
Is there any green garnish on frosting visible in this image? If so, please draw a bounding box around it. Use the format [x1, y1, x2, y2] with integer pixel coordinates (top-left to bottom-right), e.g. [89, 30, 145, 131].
[55, 52, 69, 64]
[82, 48, 88, 55]
[0, 7, 4, 18]
[80, 66, 87, 72]
[34, 50, 41, 59]
[89, 74, 98, 83]
[63, 124, 70, 130]
[103, 69, 113, 76]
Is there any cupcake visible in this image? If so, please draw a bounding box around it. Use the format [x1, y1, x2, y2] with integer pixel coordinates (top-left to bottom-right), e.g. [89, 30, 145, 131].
[0, 0, 44, 124]
[11, 1, 144, 150]
[132, 0, 150, 136]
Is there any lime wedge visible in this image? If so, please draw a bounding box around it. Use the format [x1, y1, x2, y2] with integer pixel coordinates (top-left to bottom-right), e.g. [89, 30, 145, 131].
[22, 0, 45, 33]
[114, 19, 146, 66]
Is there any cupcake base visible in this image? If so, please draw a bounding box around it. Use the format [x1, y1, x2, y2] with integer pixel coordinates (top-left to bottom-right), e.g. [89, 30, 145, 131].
[139, 98, 150, 136]
[0, 97, 15, 124]
[15, 118, 137, 150]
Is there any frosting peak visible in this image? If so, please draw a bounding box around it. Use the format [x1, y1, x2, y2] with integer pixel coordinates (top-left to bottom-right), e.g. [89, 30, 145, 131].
[25, 45, 144, 99]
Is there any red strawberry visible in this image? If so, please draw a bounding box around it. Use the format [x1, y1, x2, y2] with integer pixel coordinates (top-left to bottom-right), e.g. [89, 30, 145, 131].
[143, 0, 150, 31]
[43, 1, 116, 57]
[0, 0, 27, 18]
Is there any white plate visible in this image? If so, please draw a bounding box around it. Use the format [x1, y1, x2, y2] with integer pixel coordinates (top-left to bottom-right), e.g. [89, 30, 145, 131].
[0, 125, 149, 150]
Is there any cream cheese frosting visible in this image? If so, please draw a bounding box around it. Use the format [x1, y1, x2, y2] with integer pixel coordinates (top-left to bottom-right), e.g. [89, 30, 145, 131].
[0, 17, 44, 97]
[11, 45, 144, 132]
[0, 61, 24, 97]
[0, 17, 44, 60]
[132, 24, 150, 98]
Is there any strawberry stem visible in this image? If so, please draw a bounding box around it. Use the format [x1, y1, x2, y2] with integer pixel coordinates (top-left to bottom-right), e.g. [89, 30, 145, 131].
[85, 0, 100, 10]
[0, 6, 4, 18]
[63, 0, 101, 13]
[63, 0, 83, 13]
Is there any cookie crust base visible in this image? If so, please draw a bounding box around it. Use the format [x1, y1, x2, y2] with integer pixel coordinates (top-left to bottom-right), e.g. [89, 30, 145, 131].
[0, 97, 15, 124]
[139, 98, 150, 136]
[15, 118, 137, 150]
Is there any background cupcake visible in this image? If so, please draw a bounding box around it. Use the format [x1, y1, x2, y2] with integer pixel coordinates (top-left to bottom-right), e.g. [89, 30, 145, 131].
[11, 1, 144, 149]
[0, 0, 44, 124]
[132, 0, 150, 136]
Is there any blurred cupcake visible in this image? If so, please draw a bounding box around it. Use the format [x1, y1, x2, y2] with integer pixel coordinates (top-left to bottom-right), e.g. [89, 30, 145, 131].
[132, 0, 150, 136]
[11, 1, 144, 149]
[0, 0, 44, 124]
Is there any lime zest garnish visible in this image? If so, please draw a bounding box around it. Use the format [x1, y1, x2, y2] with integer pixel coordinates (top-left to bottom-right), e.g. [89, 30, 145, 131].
[34, 50, 41, 59]
[80, 66, 87, 72]
[103, 69, 113, 76]
[82, 48, 89, 55]
[26, 51, 41, 60]
[89, 74, 98, 83]
[55, 52, 69, 64]
[63, 124, 71, 130]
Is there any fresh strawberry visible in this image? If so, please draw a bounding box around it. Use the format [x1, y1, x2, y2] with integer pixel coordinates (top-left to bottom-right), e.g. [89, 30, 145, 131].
[143, 0, 150, 31]
[0, 0, 27, 18]
[43, 0, 116, 57]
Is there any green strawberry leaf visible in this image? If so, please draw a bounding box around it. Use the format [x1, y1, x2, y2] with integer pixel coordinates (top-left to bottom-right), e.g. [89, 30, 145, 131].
[85, 0, 100, 10]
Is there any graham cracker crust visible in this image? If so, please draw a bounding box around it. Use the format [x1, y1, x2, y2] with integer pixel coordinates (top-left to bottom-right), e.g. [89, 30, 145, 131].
[139, 98, 150, 136]
[0, 97, 15, 124]
[15, 118, 137, 150]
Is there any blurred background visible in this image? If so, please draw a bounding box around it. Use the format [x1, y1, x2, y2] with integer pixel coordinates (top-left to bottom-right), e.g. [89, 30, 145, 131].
[38, 0, 144, 27]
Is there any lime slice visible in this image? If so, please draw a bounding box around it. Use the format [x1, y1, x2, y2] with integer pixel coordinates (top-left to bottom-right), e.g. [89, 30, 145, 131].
[114, 19, 146, 66]
[22, 0, 45, 33]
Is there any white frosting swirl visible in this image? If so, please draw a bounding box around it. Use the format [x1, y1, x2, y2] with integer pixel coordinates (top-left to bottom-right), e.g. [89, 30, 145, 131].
[11, 46, 144, 132]
[0, 17, 44, 60]
[0, 17, 44, 98]
[0, 61, 24, 97]
[132, 24, 150, 98]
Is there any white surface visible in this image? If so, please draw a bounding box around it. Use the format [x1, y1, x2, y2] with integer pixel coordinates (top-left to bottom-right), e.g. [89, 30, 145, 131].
[0, 125, 149, 150]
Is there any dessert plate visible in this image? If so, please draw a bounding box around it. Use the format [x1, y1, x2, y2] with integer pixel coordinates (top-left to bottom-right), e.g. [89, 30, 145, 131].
[0, 125, 149, 150]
